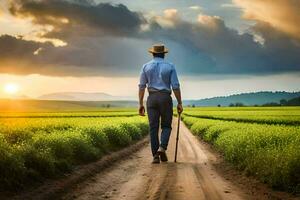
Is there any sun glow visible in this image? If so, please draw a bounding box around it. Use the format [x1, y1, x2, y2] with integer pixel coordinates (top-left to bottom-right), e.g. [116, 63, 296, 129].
[4, 83, 19, 95]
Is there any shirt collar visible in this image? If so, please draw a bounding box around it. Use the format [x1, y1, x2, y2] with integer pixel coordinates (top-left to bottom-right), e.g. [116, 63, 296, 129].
[152, 57, 164, 62]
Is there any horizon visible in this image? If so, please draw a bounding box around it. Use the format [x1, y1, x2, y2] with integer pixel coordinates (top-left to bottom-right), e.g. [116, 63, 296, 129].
[1, 90, 299, 101]
[1, 0, 300, 99]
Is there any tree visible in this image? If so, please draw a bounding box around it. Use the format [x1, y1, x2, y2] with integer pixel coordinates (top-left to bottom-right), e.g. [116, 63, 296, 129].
[235, 102, 244, 107]
[286, 97, 300, 106]
[262, 102, 280, 106]
[280, 99, 288, 105]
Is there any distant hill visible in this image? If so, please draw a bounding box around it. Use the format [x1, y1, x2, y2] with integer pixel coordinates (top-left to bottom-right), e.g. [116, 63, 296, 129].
[2, 91, 299, 111]
[184, 91, 300, 106]
[0, 99, 138, 112]
[38, 92, 134, 101]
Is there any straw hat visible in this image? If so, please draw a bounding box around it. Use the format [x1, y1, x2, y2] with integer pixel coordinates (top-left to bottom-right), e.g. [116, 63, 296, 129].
[148, 44, 169, 54]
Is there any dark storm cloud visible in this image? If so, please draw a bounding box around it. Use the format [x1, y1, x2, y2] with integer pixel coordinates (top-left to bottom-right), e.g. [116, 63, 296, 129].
[252, 22, 300, 72]
[9, 0, 145, 39]
[0, 34, 65, 75]
[0, 34, 152, 76]
[0, 35, 41, 58]
[144, 13, 300, 75]
[0, 0, 299, 76]
[0, 0, 150, 76]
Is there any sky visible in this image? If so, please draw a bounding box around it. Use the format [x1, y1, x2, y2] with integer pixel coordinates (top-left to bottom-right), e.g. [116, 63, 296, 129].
[0, 0, 300, 99]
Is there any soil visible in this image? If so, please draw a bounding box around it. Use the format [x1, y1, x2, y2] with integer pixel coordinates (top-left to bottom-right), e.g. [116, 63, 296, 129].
[8, 118, 300, 200]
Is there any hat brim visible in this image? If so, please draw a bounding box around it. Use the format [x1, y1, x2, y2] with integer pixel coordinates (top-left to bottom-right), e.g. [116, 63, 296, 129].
[148, 48, 169, 54]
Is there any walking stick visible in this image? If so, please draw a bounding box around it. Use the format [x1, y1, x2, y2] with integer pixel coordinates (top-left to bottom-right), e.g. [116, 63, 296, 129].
[174, 113, 181, 163]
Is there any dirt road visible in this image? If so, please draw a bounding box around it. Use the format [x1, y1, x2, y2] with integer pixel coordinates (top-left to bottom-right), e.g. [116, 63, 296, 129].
[61, 118, 255, 200]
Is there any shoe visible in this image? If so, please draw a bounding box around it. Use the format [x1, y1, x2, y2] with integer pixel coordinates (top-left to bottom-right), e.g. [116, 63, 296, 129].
[152, 154, 160, 164]
[157, 146, 168, 162]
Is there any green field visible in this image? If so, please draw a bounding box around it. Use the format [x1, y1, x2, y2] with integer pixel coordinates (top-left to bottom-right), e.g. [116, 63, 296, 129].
[0, 108, 147, 190]
[0, 99, 138, 112]
[182, 107, 300, 193]
[1, 103, 300, 194]
[183, 106, 300, 125]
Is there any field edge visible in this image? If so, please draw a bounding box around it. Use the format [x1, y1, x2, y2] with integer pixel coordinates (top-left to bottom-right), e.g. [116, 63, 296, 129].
[2, 137, 149, 200]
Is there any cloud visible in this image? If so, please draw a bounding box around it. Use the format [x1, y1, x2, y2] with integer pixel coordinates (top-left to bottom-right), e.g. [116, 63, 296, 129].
[145, 12, 300, 75]
[233, 0, 300, 41]
[33, 47, 43, 55]
[0, 34, 153, 76]
[0, 0, 152, 76]
[0, 0, 299, 77]
[0, 34, 54, 75]
[197, 15, 221, 29]
[189, 6, 202, 10]
[221, 4, 239, 8]
[152, 9, 179, 28]
[9, 0, 146, 41]
[252, 22, 300, 72]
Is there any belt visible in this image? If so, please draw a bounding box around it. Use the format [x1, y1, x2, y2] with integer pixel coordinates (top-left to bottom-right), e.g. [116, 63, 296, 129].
[148, 89, 171, 95]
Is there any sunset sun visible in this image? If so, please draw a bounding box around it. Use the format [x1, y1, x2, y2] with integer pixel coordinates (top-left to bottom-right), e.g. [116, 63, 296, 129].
[4, 83, 19, 95]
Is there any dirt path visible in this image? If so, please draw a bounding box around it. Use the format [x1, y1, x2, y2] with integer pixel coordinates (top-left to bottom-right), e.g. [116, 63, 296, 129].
[60, 118, 299, 200]
[62, 118, 253, 200]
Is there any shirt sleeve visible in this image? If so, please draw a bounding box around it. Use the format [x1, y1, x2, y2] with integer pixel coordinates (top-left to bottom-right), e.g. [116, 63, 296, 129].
[138, 65, 147, 89]
[170, 64, 180, 90]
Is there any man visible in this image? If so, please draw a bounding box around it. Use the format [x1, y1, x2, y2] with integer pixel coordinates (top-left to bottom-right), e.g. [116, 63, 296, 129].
[138, 44, 183, 164]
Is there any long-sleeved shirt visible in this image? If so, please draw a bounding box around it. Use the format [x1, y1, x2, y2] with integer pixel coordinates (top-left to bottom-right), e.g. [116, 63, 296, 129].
[138, 57, 180, 92]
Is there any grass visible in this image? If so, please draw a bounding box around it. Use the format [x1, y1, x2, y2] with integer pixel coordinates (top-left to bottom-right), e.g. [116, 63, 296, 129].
[0, 113, 148, 190]
[0, 111, 138, 118]
[182, 115, 300, 193]
[183, 107, 300, 125]
[0, 99, 138, 112]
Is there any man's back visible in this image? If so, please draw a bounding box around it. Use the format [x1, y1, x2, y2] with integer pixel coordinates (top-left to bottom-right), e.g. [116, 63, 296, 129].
[139, 57, 180, 92]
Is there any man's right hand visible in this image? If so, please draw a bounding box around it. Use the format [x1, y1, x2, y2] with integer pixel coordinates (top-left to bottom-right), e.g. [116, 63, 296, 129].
[139, 105, 145, 116]
[177, 103, 183, 114]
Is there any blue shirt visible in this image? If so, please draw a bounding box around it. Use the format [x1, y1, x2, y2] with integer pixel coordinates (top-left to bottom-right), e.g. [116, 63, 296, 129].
[138, 57, 180, 92]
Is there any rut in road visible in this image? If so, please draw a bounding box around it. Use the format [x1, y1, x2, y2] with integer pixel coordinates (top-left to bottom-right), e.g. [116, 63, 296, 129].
[62, 118, 249, 200]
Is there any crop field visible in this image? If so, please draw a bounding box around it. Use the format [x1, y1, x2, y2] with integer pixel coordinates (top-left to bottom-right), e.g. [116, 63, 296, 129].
[1, 105, 299, 196]
[182, 107, 300, 193]
[0, 110, 137, 118]
[183, 106, 300, 125]
[0, 109, 148, 190]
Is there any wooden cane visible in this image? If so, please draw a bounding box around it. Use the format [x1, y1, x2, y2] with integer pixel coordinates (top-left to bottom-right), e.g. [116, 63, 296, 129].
[174, 113, 181, 162]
